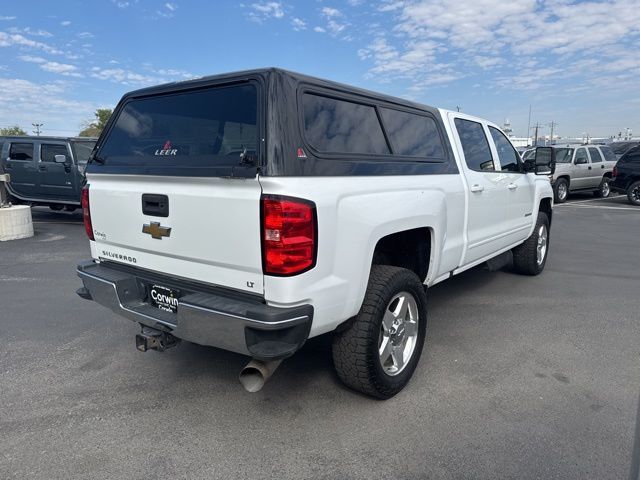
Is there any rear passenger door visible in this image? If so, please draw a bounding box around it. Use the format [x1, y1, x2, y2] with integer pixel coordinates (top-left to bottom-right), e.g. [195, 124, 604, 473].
[4, 141, 37, 198]
[38, 142, 77, 201]
[449, 113, 510, 265]
[587, 147, 605, 187]
[487, 126, 536, 241]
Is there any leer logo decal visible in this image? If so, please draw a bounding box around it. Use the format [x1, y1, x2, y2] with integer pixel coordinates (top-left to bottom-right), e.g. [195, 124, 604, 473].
[154, 140, 177, 156]
[142, 221, 172, 239]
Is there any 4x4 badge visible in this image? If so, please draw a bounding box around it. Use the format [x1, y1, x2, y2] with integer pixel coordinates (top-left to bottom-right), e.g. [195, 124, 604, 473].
[142, 222, 171, 240]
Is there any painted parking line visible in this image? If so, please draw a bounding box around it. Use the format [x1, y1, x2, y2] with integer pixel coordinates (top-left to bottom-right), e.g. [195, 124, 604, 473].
[565, 196, 627, 205]
[556, 204, 640, 212]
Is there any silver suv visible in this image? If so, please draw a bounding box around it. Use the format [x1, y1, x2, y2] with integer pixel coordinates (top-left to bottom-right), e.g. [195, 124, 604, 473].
[549, 145, 616, 203]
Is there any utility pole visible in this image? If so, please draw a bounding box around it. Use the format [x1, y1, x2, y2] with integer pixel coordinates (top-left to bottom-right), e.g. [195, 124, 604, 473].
[531, 123, 544, 147]
[527, 105, 532, 146]
[32, 123, 43, 136]
[456, 106, 461, 112]
[548, 121, 558, 145]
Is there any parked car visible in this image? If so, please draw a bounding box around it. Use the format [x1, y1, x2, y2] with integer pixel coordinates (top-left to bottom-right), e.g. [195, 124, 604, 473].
[75, 68, 554, 399]
[0, 136, 97, 210]
[550, 144, 616, 203]
[609, 141, 640, 159]
[611, 145, 640, 206]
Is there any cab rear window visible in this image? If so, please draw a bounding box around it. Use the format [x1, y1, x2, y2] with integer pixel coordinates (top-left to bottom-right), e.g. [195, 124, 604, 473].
[97, 83, 257, 169]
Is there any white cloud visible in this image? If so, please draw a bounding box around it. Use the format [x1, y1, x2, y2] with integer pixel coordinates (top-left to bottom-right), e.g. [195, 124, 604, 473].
[314, 26, 326, 33]
[0, 16, 16, 21]
[291, 17, 306, 31]
[77, 31, 94, 38]
[18, 55, 82, 77]
[60, 20, 71, 26]
[0, 78, 94, 134]
[0, 31, 63, 54]
[8, 27, 52, 37]
[156, 2, 178, 18]
[110, 0, 130, 8]
[360, 0, 640, 94]
[318, 6, 348, 36]
[248, 2, 285, 22]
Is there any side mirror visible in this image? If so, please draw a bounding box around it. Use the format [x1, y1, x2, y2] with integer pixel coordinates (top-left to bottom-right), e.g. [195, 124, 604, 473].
[530, 146, 556, 175]
[54, 154, 68, 164]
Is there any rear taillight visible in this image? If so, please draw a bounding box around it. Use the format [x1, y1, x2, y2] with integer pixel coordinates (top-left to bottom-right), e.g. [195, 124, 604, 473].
[612, 165, 618, 177]
[261, 195, 316, 276]
[81, 186, 94, 240]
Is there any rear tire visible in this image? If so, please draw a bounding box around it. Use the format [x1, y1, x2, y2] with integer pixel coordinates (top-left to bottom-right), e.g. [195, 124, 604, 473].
[627, 181, 640, 206]
[594, 178, 610, 198]
[332, 265, 427, 399]
[512, 212, 550, 276]
[553, 179, 569, 203]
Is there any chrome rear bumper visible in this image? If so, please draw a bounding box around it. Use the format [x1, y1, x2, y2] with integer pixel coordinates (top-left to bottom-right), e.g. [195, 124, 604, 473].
[76, 260, 313, 360]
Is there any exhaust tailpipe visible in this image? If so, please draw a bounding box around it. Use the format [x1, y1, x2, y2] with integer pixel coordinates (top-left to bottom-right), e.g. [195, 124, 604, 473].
[239, 359, 283, 392]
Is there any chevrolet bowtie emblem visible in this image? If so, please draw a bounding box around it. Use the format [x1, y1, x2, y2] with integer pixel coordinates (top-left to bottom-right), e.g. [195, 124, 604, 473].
[142, 222, 171, 240]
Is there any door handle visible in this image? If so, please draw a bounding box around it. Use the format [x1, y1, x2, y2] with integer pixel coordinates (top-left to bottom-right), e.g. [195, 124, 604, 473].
[588, 166, 592, 170]
[470, 184, 484, 193]
[601, 165, 604, 169]
[39, 165, 47, 171]
[507, 183, 518, 190]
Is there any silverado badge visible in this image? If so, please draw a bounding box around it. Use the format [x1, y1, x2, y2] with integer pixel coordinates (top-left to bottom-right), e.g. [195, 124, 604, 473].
[142, 222, 171, 240]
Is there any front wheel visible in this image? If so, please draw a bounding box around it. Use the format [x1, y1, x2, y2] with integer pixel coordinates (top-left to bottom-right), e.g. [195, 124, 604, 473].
[594, 178, 610, 198]
[627, 181, 640, 206]
[332, 265, 427, 399]
[512, 212, 550, 275]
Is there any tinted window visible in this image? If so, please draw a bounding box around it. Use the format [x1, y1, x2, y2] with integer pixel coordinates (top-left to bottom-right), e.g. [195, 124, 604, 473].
[588, 147, 603, 163]
[555, 148, 574, 163]
[522, 149, 535, 160]
[302, 93, 390, 155]
[454, 119, 494, 171]
[600, 146, 617, 162]
[610, 142, 638, 155]
[9, 143, 33, 161]
[379, 108, 444, 159]
[41, 144, 69, 163]
[489, 127, 520, 172]
[574, 148, 588, 164]
[98, 83, 258, 167]
[622, 146, 640, 163]
[71, 141, 96, 165]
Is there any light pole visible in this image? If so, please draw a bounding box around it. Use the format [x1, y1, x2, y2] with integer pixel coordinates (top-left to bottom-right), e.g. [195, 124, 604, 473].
[32, 123, 43, 136]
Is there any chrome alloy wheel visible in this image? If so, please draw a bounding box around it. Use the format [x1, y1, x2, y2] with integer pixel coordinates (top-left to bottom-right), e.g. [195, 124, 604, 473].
[601, 181, 610, 197]
[632, 185, 640, 203]
[378, 292, 419, 376]
[557, 183, 567, 201]
[536, 224, 548, 266]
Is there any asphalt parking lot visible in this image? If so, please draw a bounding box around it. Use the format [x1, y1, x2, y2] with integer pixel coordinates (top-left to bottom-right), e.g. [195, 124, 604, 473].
[1, 194, 639, 480]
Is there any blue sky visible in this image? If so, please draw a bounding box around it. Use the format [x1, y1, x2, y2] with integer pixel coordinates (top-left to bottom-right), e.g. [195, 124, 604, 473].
[1, 0, 639, 139]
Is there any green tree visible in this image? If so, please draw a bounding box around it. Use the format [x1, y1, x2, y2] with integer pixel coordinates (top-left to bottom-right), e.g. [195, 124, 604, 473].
[79, 108, 113, 137]
[0, 125, 27, 136]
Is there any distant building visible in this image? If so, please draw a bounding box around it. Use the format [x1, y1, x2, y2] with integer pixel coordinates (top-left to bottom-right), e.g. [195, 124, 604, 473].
[502, 119, 532, 148]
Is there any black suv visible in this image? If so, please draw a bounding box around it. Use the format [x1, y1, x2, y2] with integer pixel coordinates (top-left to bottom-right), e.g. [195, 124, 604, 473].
[0, 136, 96, 210]
[611, 145, 640, 206]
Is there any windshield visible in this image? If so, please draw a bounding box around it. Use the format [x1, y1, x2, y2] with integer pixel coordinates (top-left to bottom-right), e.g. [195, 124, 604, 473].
[554, 148, 574, 163]
[71, 141, 96, 165]
[96, 83, 258, 172]
[522, 149, 535, 160]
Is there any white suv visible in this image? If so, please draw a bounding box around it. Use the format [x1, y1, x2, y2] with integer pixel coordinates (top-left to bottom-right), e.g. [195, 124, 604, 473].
[76, 69, 554, 398]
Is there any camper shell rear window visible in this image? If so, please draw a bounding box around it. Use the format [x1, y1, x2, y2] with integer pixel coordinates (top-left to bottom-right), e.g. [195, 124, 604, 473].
[94, 82, 258, 176]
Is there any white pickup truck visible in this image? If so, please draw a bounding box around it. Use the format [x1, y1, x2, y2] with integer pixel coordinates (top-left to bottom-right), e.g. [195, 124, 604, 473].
[76, 69, 555, 398]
